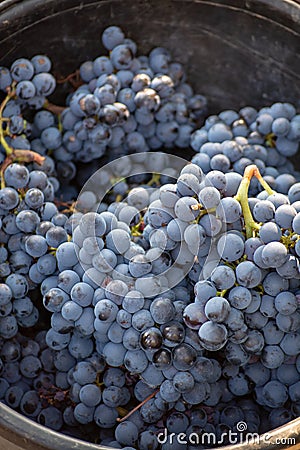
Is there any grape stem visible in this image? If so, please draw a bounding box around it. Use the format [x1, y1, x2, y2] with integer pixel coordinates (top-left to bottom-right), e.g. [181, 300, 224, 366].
[131, 217, 144, 237]
[147, 173, 161, 186]
[0, 83, 46, 188]
[0, 83, 17, 156]
[190, 205, 216, 224]
[235, 164, 274, 239]
[55, 69, 82, 88]
[116, 389, 158, 423]
[44, 101, 66, 115]
[54, 198, 77, 214]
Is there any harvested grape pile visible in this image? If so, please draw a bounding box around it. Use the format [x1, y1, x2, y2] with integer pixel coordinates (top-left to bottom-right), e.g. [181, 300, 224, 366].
[0, 25, 299, 450]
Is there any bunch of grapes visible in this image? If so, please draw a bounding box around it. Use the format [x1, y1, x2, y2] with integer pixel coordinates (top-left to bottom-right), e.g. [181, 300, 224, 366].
[0, 24, 299, 450]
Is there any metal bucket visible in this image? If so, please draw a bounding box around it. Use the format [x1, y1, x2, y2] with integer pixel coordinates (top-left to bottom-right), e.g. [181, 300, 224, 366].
[0, 0, 299, 448]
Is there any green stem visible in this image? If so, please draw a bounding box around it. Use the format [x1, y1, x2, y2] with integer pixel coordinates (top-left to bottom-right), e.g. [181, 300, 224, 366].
[147, 173, 161, 186]
[254, 171, 274, 195]
[235, 164, 276, 238]
[0, 85, 16, 156]
[235, 166, 260, 238]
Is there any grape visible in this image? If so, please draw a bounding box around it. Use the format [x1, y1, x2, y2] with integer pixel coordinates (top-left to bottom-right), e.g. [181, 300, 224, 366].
[139, 431, 159, 450]
[216, 198, 242, 224]
[115, 421, 139, 446]
[172, 343, 197, 370]
[108, 322, 124, 343]
[228, 373, 250, 396]
[228, 286, 252, 310]
[198, 186, 221, 210]
[5, 385, 24, 408]
[204, 297, 231, 323]
[45, 226, 68, 248]
[123, 309, 150, 334]
[116, 309, 131, 330]
[20, 390, 42, 417]
[177, 173, 201, 197]
[262, 381, 288, 408]
[151, 348, 172, 370]
[211, 265, 236, 290]
[11, 58, 34, 81]
[194, 280, 217, 303]
[129, 254, 152, 277]
[189, 357, 212, 383]
[198, 321, 228, 351]
[183, 223, 206, 251]
[244, 362, 270, 386]
[56, 242, 79, 270]
[183, 303, 206, 330]
[70, 282, 94, 307]
[263, 272, 289, 296]
[276, 311, 300, 333]
[150, 297, 175, 324]
[269, 408, 293, 430]
[288, 182, 300, 205]
[106, 280, 128, 305]
[199, 214, 222, 237]
[0, 285, 12, 306]
[122, 290, 144, 313]
[74, 403, 95, 424]
[275, 204, 297, 229]
[261, 242, 287, 268]
[235, 261, 262, 288]
[38, 407, 63, 431]
[224, 341, 249, 366]
[6, 274, 28, 299]
[171, 373, 194, 396]
[183, 381, 210, 405]
[259, 222, 282, 243]
[242, 330, 264, 354]
[253, 200, 275, 222]
[20, 355, 42, 378]
[124, 350, 148, 373]
[4, 164, 30, 189]
[32, 73, 56, 96]
[0, 187, 19, 210]
[174, 197, 199, 222]
[280, 332, 300, 356]
[160, 379, 180, 403]
[275, 291, 297, 315]
[288, 381, 300, 402]
[0, 316, 18, 339]
[261, 345, 285, 369]
[217, 233, 244, 262]
[102, 342, 126, 367]
[140, 327, 162, 350]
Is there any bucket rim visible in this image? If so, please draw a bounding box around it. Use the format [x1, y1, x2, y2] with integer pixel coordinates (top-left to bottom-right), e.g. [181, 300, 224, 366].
[1, 401, 300, 450]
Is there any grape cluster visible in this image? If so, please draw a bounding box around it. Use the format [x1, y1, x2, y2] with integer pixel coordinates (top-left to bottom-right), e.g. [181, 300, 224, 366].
[39, 155, 300, 445]
[0, 55, 55, 104]
[190, 102, 300, 197]
[0, 55, 55, 157]
[0, 54, 78, 194]
[57, 25, 207, 163]
[0, 24, 299, 450]
[0, 160, 71, 340]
